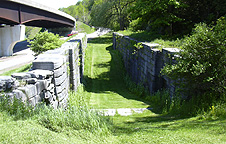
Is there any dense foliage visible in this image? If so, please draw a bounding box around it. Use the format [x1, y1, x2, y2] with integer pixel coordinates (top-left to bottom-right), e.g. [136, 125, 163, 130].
[60, 0, 226, 35]
[161, 17, 226, 102]
[28, 31, 65, 55]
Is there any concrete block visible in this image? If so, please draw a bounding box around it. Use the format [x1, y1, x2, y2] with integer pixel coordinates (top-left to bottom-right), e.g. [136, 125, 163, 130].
[35, 80, 49, 94]
[57, 88, 67, 101]
[0, 76, 17, 91]
[50, 100, 58, 109]
[29, 97, 36, 107]
[35, 95, 43, 104]
[58, 96, 68, 109]
[55, 78, 68, 94]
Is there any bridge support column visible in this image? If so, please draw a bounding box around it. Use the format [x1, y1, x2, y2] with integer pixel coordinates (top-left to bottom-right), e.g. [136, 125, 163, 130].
[0, 25, 25, 56]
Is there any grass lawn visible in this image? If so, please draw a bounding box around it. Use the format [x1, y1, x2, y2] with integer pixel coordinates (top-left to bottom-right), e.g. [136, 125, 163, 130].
[84, 34, 148, 109]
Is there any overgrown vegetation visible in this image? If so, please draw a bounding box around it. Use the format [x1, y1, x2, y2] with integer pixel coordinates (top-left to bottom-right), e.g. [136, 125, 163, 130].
[0, 87, 113, 143]
[25, 26, 42, 39]
[161, 17, 226, 113]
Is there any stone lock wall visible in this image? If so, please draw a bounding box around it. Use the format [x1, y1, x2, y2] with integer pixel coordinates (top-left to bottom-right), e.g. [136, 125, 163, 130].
[0, 33, 87, 109]
[113, 32, 180, 95]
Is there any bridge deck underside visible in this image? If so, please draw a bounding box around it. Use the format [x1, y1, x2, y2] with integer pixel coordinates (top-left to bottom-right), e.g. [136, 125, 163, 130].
[0, 1, 74, 28]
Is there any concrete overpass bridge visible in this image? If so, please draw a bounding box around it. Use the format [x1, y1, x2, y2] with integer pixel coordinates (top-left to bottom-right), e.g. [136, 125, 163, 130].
[0, 0, 76, 56]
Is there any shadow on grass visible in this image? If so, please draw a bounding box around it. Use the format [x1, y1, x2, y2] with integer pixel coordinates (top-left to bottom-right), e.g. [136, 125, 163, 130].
[113, 114, 226, 135]
[84, 36, 149, 106]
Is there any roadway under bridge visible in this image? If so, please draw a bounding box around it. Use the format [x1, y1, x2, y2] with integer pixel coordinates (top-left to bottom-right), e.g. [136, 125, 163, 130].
[0, 0, 76, 56]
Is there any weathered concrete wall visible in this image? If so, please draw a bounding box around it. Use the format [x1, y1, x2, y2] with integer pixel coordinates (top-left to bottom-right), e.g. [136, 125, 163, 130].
[0, 33, 87, 108]
[113, 32, 179, 95]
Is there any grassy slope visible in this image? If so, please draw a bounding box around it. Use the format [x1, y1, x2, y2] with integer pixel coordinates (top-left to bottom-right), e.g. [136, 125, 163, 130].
[77, 21, 95, 34]
[84, 33, 226, 143]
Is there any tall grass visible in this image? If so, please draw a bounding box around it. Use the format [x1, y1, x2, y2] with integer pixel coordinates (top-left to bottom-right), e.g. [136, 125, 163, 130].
[35, 87, 113, 135]
[0, 86, 113, 135]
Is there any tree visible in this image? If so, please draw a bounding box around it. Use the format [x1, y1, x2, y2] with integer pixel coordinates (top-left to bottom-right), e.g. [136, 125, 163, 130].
[129, 0, 184, 35]
[90, 0, 135, 30]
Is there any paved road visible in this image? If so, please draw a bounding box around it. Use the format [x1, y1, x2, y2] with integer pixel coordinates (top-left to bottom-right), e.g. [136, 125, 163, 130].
[0, 40, 34, 74]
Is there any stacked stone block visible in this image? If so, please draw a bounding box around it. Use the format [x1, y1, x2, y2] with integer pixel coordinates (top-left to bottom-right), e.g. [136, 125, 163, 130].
[0, 70, 55, 108]
[73, 33, 87, 82]
[32, 54, 68, 108]
[0, 33, 87, 108]
[113, 32, 179, 95]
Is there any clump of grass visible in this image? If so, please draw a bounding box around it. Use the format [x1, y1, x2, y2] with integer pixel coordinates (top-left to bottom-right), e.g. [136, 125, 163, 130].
[34, 87, 113, 135]
[0, 94, 34, 120]
[123, 74, 146, 98]
[0, 85, 113, 136]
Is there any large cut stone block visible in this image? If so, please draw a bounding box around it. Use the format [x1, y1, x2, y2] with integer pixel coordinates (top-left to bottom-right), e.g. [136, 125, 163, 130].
[0, 76, 18, 91]
[12, 89, 27, 103]
[18, 85, 37, 98]
[27, 70, 53, 79]
[29, 97, 36, 107]
[35, 80, 49, 95]
[54, 65, 67, 78]
[11, 72, 31, 80]
[32, 54, 66, 70]
[55, 72, 67, 86]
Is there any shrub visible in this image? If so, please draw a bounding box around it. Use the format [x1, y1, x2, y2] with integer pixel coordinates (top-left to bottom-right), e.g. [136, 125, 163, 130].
[161, 16, 226, 103]
[28, 31, 65, 55]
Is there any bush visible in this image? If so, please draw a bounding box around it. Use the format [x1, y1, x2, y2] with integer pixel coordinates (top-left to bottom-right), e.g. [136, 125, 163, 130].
[28, 31, 65, 55]
[161, 16, 226, 103]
